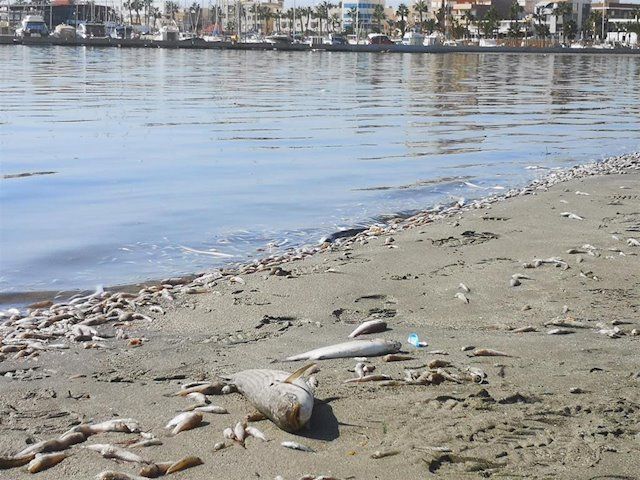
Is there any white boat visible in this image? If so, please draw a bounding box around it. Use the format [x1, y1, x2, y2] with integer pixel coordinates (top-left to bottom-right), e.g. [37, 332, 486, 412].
[402, 31, 424, 46]
[479, 38, 497, 47]
[154, 19, 179, 41]
[52, 23, 75, 40]
[265, 34, 291, 44]
[423, 32, 442, 46]
[76, 22, 107, 39]
[16, 14, 49, 38]
[203, 34, 225, 42]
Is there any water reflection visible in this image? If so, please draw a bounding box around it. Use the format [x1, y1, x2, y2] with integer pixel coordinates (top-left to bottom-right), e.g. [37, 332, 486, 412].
[0, 47, 639, 293]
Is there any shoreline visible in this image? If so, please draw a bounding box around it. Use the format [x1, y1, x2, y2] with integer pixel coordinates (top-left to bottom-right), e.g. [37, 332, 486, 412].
[2, 35, 640, 55]
[2, 152, 638, 312]
[0, 152, 639, 479]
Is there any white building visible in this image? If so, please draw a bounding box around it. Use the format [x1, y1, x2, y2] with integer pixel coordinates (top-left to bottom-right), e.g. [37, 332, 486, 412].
[342, 0, 385, 30]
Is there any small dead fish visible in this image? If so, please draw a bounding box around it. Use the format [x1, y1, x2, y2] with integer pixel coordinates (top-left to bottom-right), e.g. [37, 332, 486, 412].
[458, 283, 470, 293]
[187, 392, 208, 404]
[575, 191, 590, 196]
[281, 441, 315, 453]
[234, 422, 247, 443]
[628, 238, 640, 247]
[371, 450, 400, 459]
[223, 428, 235, 440]
[129, 438, 162, 448]
[348, 319, 387, 338]
[165, 456, 203, 474]
[344, 374, 391, 384]
[512, 326, 537, 333]
[560, 212, 584, 220]
[428, 359, 450, 369]
[171, 412, 202, 435]
[473, 348, 510, 357]
[73, 418, 141, 436]
[191, 405, 228, 414]
[138, 462, 172, 477]
[177, 382, 224, 396]
[382, 354, 414, 362]
[85, 444, 147, 464]
[96, 471, 149, 480]
[284, 339, 401, 361]
[547, 328, 575, 335]
[354, 362, 365, 379]
[213, 442, 226, 451]
[245, 426, 268, 441]
[229, 276, 245, 285]
[0, 454, 34, 469]
[27, 452, 69, 473]
[165, 412, 192, 429]
[510, 278, 521, 287]
[454, 292, 469, 303]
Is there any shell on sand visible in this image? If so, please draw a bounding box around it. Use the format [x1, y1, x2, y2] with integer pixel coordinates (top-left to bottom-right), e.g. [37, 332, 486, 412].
[284, 339, 401, 362]
[228, 367, 315, 433]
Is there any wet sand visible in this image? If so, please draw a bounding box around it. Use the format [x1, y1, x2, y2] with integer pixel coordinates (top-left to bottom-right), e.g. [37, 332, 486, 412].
[1, 155, 639, 479]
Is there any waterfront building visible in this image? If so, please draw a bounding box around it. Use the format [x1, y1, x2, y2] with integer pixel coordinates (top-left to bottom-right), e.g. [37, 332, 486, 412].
[533, 0, 590, 37]
[342, 0, 385, 31]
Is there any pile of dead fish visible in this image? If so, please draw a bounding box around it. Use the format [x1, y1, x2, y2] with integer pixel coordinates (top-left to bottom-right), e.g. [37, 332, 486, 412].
[0, 417, 203, 477]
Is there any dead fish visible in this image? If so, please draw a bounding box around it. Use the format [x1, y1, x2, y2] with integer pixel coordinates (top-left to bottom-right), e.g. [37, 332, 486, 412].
[548, 328, 574, 335]
[281, 441, 315, 453]
[165, 456, 203, 474]
[225, 364, 315, 432]
[234, 422, 247, 444]
[0, 454, 34, 469]
[512, 326, 537, 333]
[171, 412, 202, 435]
[16, 432, 85, 457]
[560, 212, 584, 220]
[628, 238, 640, 247]
[473, 348, 510, 357]
[344, 374, 391, 384]
[85, 444, 148, 463]
[348, 319, 387, 338]
[454, 292, 469, 303]
[177, 382, 224, 396]
[27, 452, 69, 473]
[245, 426, 268, 442]
[190, 405, 228, 414]
[382, 354, 414, 362]
[213, 442, 226, 451]
[575, 191, 590, 196]
[138, 462, 172, 477]
[510, 278, 521, 287]
[354, 362, 365, 379]
[187, 392, 208, 404]
[129, 438, 162, 448]
[96, 471, 149, 480]
[458, 283, 470, 293]
[371, 450, 400, 459]
[165, 412, 193, 429]
[223, 428, 235, 440]
[73, 418, 141, 436]
[284, 339, 401, 361]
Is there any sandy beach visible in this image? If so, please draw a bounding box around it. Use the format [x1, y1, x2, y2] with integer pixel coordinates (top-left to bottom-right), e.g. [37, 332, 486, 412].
[1, 154, 639, 479]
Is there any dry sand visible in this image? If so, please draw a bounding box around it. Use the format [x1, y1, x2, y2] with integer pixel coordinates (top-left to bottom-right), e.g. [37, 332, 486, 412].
[1, 160, 640, 479]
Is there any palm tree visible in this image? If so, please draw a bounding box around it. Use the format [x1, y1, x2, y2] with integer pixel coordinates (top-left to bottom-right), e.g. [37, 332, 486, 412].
[303, 6, 313, 33]
[396, 3, 409, 36]
[373, 4, 386, 33]
[463, 11, 475, 39]
[330, 12, 340, 32]
[347, 6, 357, 32]
[131, 0, 142, 24]
[553, 1, 572, 43]
[164, 0, 179, 20]
[413, 0, 428, 31]
[124, 0, 133, 24]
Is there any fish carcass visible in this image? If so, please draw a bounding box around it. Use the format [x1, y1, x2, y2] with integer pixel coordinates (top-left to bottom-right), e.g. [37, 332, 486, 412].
[284, 338, 401, 361]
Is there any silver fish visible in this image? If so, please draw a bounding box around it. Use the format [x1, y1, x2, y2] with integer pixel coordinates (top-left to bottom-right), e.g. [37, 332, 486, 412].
[227, 365, 315, 432]
[281, 441, 315, 453]
[284, 339, 401, 361]
[85, 444, 147, 463]
[348, 319, 387, 338]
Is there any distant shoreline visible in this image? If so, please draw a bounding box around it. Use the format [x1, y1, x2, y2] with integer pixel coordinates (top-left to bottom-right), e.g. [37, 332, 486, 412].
[2, 35, 640, 54]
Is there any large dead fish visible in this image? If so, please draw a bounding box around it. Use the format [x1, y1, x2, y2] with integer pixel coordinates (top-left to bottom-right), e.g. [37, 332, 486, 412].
[225, 364, 315, 433]
[284, 339, 401, 361]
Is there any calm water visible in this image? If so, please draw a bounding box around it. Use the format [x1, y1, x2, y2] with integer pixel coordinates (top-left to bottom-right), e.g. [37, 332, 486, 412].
[1, 46, 639, 295]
